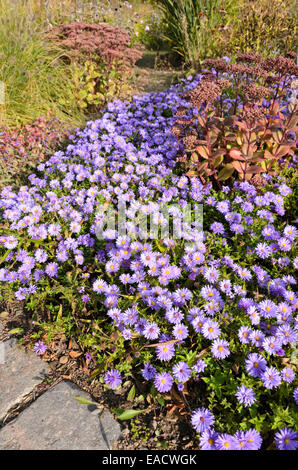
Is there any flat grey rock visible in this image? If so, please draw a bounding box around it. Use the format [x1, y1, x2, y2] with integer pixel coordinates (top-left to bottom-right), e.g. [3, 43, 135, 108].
[0, 381, 121, 450]
[0, 339, 50, 421]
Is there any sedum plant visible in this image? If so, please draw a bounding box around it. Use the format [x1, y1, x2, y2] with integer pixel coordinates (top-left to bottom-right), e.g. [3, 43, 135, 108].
[173, 53, 298, 187]
[47, 21, 144, 112]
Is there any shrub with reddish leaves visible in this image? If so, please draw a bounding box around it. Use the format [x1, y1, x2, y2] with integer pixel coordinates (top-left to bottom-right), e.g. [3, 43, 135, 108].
[174, 53, 298, 188]
[0, 115, 69, 188]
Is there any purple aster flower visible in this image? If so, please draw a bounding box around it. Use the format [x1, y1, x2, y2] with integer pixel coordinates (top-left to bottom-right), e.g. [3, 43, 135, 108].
[200, 285, 220, 301]
[106, 260, 120, 273]
[237, 268, 252, 281]
[202, 319, 221, 340]
[259, 300, 277, 318]
[172, 323, 189, 340]
[263, 336, 283, 355]
[261, 366, 281, 389]
[283, 291, 296, 304]
[204, 267, 220, 284]
[156, 341, 176, 361]
[216, 200, 230, 214]
[210, 222, 225, 234]
[191, 407, 215, 433]
[56, 250, 68, 262]
[230, 223, 244, 234]
[199, 430, 219, 450]
[165, 307, 184, 324]
[123, 308, 138, 326]
[281, 367, 295, 383]
[249, 330, 264, 347]
[255, 243, 272, 259]
[154, 372, 173, 393]
[211, 338, 230, 359]
[34, 341, 47, 355]
[172, 361, 191, 383]
[276, 324, 298, 345]
[238, 326, 252, 344]
[283, 224, 297, 240]
[48, 223, 61, 236]
[294, 388, 298, 404]
[142, 363, 156, 381]
[104, 369, 122, 389]
[192, 359, 207, 374]
[45, 262, 59, 278]
[173, 288, 192, 305]
[34, 249, 48, 263]
[235, 385, 256, 407]
[234, 429, 262, 450]
[245, 353, 267, 378]
[122, 328, 132, 340]
[219, 279, 232, 293]
[92, 279, 107, 293]
[143, 321, 160, 340]
[278, 237, 292, 252]
[135, 318, 147, 335]
[275, 428, 298, 450]
[4, 236, 18, 249]
[278, 184, 292, 196]
[104, 295, 118, 308]
[15, 288, 26, 300]
[215, 434, 238, 450]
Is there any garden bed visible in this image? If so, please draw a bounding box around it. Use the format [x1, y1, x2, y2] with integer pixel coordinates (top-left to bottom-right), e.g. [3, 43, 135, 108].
[0, 53, 297, 451]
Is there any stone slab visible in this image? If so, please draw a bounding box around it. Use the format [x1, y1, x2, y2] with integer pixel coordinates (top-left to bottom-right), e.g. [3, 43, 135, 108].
[0, 339, 50, 421]
[0, 381, 121, 450]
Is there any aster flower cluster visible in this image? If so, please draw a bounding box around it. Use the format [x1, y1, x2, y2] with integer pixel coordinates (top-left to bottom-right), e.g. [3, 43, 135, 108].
[0, 72, 296, 450]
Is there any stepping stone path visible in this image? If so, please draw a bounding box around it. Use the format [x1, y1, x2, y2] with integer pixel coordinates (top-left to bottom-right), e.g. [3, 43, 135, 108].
[0, 338, 121, 450]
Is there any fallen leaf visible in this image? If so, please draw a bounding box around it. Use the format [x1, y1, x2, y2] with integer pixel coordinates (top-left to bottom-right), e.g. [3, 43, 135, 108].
[69, 350, 82, 359]
[281, 358, 290, 365]
[184, 441, 194, 449]
[167, 405, 178, 415]
[59, 356, 68, 364]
